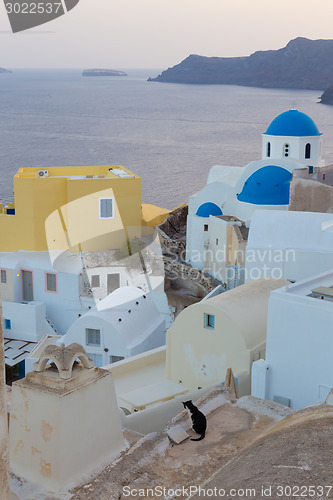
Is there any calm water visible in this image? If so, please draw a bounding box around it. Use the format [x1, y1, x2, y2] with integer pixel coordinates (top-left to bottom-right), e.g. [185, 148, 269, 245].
[0, 69, 332, 208]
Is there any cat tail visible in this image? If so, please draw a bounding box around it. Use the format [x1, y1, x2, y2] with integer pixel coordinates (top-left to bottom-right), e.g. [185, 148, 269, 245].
[190, 433, 205, 441]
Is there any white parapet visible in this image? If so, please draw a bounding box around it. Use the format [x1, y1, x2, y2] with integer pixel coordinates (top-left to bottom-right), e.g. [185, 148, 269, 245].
[251, 359, 270, 400]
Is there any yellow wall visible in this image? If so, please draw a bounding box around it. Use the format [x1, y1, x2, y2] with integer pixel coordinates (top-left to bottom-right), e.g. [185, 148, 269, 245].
[141, 204, 171, 228]
[0, 166, 142, 252]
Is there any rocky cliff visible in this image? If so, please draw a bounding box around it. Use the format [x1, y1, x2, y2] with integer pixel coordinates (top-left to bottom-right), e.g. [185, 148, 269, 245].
[148, 37, 333, 90]
[320, 85, 333, 104]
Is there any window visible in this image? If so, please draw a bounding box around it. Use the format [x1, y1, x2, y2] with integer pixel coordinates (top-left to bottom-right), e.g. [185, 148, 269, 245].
[99, 198, 114, 219]
[91, 275, 100, 288]
[216, 238, 219, 245]
[46, 273, 57, 292]
[204, 313, 215, 329]
[305, 143, 311, 159]
[204, 224, 208, 232]
[267, 142, 271, 157]
[107, 273, 120, 294]
[110, 355, 124, 364]
[4, 319, 11, 330]
[283, 143, 289, 157]
[87, 353, 103, 367]
[308, 166, 314, 174]
[1, 269, 7, 284]
[86, 328, 101, 346]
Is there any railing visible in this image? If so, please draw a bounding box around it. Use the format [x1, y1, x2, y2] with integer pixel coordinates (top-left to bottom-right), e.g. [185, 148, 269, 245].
[226, 265, 245, 290]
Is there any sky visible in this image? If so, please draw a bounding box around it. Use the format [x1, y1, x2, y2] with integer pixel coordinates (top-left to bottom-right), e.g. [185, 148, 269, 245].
[1, 0, 333, 69]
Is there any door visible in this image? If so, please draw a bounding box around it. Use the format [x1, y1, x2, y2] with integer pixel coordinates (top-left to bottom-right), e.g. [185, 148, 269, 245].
[22, 270, 33, 301]
[107, 273, 120, 294]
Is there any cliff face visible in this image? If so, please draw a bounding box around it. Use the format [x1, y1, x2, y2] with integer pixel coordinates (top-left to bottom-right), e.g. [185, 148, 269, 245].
[320, 85, 333, 104]
[148, 38, 333, 89]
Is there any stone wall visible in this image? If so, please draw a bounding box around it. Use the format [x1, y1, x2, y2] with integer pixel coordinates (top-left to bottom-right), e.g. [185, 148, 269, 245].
[290, 177, 333, 213]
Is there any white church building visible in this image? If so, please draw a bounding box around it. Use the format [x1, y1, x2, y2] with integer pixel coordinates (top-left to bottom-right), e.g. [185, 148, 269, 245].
[186, 109, 324, 283]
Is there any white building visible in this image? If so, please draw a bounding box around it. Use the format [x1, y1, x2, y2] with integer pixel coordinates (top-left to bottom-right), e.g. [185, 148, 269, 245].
[1, 243, 170, 375]
[60, 286, 166, 367]
[166, 277, 288, 396]
[245, 210, 333, 283]
[1, 251, 90, 337]
[252, 271, 333, 409]
[186, 110, 324, 283]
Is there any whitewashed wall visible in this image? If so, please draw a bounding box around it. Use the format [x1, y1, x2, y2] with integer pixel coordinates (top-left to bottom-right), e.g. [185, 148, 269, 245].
[252, 273, 333, 409]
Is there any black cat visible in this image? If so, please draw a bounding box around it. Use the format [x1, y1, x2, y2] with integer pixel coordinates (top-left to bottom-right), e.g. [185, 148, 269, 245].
[182, 400, 207, 441]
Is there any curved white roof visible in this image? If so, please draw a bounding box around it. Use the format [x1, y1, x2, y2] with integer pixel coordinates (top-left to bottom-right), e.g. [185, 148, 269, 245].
[96, 286, 145, 311]
[63, 286, 164, 351]
[204, 278, 288, 349]
[207, 165, 243, 185]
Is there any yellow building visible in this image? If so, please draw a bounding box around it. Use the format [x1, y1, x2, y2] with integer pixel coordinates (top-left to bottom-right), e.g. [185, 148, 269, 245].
[0, 166, 172, 338]
[0, 166, 147, 253]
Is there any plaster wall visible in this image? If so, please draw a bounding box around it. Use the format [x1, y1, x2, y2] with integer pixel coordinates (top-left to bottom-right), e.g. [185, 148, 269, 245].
[245, 211, 333, 283]
[246, 249, 333, 283]
[2, 301, 46, 342]
[9, 369, 125, 491]
[0, 269, 14, 303]
[262, 287, 333, 409]
[0, 166, 141, 253]
[289, 177, 333, 213]
[0, 300, 10, 499]
[202, 217, 229, 280]
[63, 294, 166, 366]
[166, 304, 250, 393]
[262, 135, 322, 166]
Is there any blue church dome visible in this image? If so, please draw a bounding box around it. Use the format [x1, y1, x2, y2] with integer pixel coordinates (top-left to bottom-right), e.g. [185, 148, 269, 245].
[196, 202, 223, 218]
[237, 166, 292, 205]
[264, 110, 321, 137]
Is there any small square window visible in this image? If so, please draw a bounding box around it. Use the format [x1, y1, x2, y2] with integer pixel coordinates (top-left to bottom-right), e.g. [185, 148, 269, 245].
[99, 198, 114, 219]
[204, 224, 208, 232]
[46, 273, 57, 292]
[110, 355, 124, 364]
[91, 275, 100, 288]
[1, 269, 7, 284]
[4, 319, 11, 330]
[86, 328, 101, 346]
[204, 313, 215, 329]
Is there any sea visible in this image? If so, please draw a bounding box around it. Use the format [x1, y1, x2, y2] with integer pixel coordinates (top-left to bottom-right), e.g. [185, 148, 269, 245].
[0, 68, 333, 209]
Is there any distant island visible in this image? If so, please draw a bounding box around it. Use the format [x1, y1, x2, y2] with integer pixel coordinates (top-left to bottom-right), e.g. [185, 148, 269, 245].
[82, 69, 127, 77]
[0, 67, 11, 74]
[148, 37, 333, 90]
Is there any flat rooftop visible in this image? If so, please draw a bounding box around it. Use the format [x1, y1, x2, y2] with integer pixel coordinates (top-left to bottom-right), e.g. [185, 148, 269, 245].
[277, 271, 333, 302]
[15, 165, 138, 180]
